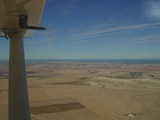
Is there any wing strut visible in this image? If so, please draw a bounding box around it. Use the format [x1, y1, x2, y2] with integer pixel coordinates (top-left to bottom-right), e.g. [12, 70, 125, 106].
[8, 32, 31, 120]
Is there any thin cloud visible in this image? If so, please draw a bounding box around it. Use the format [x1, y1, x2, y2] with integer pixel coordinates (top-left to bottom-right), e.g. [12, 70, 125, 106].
[55, 22, 160, 46]
[80, 22, 160, 36]
[44, 22, 160, 46]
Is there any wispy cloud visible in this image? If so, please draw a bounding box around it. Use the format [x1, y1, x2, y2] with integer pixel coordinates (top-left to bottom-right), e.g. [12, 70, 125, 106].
[80, 22, 160, 37]
[42, 21, 160, 46]
[60, 22, 160, 45]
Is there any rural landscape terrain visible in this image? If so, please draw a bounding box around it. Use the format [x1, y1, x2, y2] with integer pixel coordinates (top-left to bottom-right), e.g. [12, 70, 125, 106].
[0, 62, 160, 120]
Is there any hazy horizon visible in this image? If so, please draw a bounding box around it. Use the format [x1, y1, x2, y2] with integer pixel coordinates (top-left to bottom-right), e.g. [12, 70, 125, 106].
[1, 58, 160, 64]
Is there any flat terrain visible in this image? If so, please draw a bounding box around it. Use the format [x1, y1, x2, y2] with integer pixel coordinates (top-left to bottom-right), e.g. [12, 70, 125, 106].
[1, 63, 160, 120]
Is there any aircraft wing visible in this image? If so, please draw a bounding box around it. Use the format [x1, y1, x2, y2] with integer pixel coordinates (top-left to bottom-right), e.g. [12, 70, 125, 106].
[0, 0, 46, 31]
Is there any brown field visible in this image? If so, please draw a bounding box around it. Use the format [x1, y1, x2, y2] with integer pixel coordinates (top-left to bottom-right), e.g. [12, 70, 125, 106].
[1, 63, 160, 120]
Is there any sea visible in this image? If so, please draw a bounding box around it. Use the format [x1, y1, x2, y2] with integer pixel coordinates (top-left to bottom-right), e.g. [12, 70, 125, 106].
[1, 59, 160, 64]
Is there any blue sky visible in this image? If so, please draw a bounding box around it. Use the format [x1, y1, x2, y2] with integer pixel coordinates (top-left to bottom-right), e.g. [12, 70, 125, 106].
[1, 0, 160, 60]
